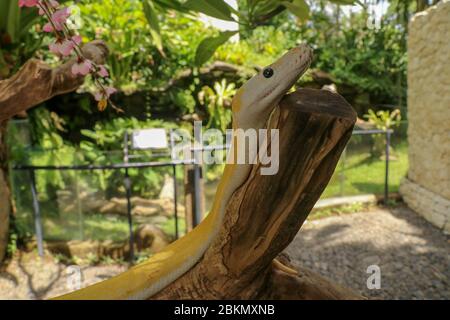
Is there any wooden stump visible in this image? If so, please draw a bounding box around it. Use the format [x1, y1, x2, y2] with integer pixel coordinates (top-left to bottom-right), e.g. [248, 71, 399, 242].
[153, 88, 361, 300]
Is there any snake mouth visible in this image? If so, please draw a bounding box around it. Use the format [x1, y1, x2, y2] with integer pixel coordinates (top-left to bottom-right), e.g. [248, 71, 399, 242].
[261, 85, 277, 99]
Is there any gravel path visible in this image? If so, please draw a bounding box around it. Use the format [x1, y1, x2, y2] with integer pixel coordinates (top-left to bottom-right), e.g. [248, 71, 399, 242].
[1, 205, 448, 300]
[286, 205, 449, 299]
[0, 253, 126, 300]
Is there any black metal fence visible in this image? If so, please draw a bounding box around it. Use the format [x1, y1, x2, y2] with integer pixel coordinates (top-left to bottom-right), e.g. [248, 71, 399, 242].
[10, 127, 402, 261]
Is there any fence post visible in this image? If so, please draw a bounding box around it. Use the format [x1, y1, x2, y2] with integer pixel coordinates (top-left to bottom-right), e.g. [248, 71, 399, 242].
[74, 164, 84, 240]
[184, 164, 204, 231]
[29, 169, 44, 257]
[172, 164, 179, 239]
[193, 163, 203, 227]
[339, 146, 347, 196]
[384, 130, 391, 205]
[123, 131, 134, 262]
[192, 123, 204, 228]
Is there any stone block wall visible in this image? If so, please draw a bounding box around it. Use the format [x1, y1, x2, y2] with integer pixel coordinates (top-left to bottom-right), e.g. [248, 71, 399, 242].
[399, 0, 450, 234]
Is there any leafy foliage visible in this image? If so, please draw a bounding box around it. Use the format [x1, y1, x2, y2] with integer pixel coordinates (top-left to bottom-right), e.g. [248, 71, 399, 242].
[9, 112, 180, 199]
[198, 79, 236, 132]
[78, 0, 156, 90]
[217, 7, 407, 108]
[364, 108, 402, 158]
[0, 0, 38, 42]
[364, 109, 402, 131]
[0, 0, 40, 77]
[142, 0, 164, 55]
[195, 31, 238, 66]
[184, 0, 236, 21]
[139, 0, 360, 66]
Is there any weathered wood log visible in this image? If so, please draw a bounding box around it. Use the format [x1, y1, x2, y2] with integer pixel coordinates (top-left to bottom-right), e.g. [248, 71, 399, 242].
[0, 122, 10, 262]
[153, 88, 361, 299]
[0, 40, 108, 123]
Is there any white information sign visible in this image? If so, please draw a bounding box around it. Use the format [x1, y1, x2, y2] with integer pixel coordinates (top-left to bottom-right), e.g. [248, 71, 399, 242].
[132, 129, 168, 150]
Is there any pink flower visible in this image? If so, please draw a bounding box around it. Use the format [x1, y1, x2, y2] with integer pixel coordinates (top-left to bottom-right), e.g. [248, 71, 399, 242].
[94, 87, 117, 101]
[97, 65, 109, 78]
[51, 35, 81, 56]
[72, 35, 82, 45]
[43, 21, 60, 32]
[38, 0, 60, 15]
[42, 7, 70, 32]
[71, 59, 93, 76]
[49, 40, 66, 55]
[49, 35, 80, 56]
[19, 0, 116, 113]
[19, 0, 39, 7]
[52, 7, 70, 24]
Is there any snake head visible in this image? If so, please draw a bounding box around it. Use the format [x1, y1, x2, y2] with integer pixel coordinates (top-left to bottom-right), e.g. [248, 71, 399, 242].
[232, 43, 313, 128]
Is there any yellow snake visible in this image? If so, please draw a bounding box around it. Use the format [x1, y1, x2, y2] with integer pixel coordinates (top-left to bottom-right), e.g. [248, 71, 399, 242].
[55, 44, 313, 300]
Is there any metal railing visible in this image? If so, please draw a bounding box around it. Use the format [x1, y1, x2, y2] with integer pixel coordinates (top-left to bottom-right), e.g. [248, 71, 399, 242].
[12, 128, 394, 260]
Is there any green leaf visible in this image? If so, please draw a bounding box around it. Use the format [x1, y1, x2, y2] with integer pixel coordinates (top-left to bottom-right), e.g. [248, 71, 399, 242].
[153, 0, 188, 12]
[184, 0, 235, 21]
[253, 0, 281, 16]
[80, 130, 98, 140]
[328, 0, 359, 5]
[0, 1, 10, 31]
[142, 0, 164, 55]
[195, 31, 237, 66]
[7, 0, 20, 42]
[19, 8, 39, 37]
[281, 0, 310, 21]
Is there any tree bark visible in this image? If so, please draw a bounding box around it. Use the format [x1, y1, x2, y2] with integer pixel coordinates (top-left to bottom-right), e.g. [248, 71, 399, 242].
[0, 121, 11, 262]
[0, 40, 109, 122]
[0, 41, 108, 262]
[153, 88, 361, 300]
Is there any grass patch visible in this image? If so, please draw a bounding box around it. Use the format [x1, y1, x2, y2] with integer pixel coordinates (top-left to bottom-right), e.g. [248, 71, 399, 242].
[42, 213, 131, 242]
[321, 141, 408, 198]
[160, 216, 186, 240]
[309, 202, 374, 220]
[204, 141, 409, 212]
[16, 208, 185, 244]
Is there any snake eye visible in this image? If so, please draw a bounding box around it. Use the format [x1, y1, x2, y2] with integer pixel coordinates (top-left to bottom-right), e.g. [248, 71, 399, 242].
[263, 67, 274, 78]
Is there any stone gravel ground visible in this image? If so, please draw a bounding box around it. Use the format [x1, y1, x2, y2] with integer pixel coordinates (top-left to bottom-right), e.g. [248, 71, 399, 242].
[0, 253, 126, 300]
[286, 205, 449, 299]
[0, 205, 448, 300]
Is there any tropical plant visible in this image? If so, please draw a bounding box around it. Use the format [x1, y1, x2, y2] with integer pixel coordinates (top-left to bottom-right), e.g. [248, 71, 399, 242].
[0, 0, 41, 77]
[364, 108, 401, 158]
[0, 1, 39, 43]
[79, 117, 179, 197]
[144, 0, 361, 66]
[364, 108, 401, 131]
[198, 79, 236, 133]
[77, 0, 155, 91]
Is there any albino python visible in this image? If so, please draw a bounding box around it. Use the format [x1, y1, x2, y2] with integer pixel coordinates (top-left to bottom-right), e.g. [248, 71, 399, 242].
[56, 44, 313, 300]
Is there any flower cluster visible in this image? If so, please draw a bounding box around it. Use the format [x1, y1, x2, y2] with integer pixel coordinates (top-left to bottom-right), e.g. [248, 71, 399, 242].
[19, 0, 117, 111]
